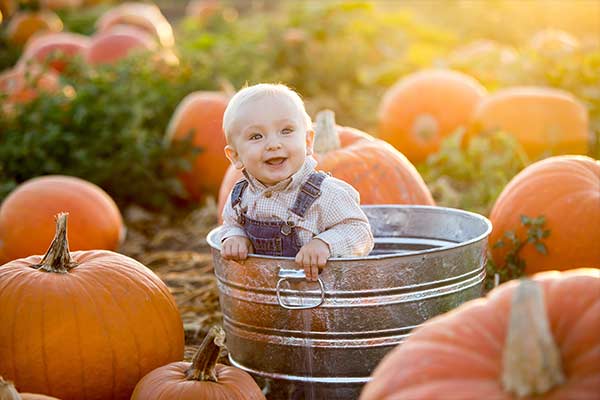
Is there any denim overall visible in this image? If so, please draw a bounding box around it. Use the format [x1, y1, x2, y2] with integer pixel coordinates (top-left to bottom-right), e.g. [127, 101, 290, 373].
[230, 172, 328, 257]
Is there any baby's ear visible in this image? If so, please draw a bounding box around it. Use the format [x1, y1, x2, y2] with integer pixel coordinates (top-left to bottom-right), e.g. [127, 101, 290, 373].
[224, 145, 244, 169]
[305, 129, 315, 155]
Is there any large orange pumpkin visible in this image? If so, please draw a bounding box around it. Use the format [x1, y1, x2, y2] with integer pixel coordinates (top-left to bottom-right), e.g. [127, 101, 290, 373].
[131, 326, 265, 400]
[0, 175, 125, 264]
[0, 214, 184, 400]
[468, 87, 589, 160]
[377, 69, 487, 164]
[5, 10, 63, 46]
[217, 110, 434, 221]
[360, 268, 600, 400]
[18, 32, 90, 72]
[85, 25, 156, 65]
[95, 1, 174, 47]
[489, 155, 600, 275]
[165, 91, 231, 201]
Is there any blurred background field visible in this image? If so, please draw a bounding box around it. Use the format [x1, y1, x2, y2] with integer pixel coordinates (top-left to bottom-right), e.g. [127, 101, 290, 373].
[1, 0, 599, 363]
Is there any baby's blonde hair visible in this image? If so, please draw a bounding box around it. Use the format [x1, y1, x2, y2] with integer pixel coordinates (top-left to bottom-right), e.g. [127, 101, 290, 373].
[222, 83, 312, 143]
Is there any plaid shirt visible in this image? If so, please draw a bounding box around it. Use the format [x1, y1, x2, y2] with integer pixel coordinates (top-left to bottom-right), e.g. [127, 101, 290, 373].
[221, 157, 374, 257]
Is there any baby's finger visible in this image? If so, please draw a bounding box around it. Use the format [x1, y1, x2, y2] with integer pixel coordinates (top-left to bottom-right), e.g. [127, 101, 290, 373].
[317, 253, 327, 268]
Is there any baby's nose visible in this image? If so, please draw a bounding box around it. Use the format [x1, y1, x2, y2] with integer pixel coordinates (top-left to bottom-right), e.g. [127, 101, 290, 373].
[266, 138, 282, 150]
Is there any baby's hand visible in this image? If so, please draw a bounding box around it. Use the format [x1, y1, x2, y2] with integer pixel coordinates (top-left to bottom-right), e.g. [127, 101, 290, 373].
[222, 236, 252, 261]
[295, 238, 330, 281]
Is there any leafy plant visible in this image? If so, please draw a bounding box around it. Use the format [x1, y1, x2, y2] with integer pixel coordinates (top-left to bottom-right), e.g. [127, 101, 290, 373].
[0, 54, 206, 209]
[418, 129, 528, 215]
[485, 215, 550, 291]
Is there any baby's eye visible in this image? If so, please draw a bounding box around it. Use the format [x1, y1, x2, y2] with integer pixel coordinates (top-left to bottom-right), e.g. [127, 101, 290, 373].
[249, 133, 262, 140]
[281, 128, 294, 135]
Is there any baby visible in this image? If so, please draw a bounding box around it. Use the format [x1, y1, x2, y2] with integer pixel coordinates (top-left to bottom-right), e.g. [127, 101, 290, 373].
[220, 83, 374, 280]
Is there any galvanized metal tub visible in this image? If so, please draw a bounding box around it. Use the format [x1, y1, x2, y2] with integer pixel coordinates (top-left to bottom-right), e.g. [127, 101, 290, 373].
[207, 205, 492, 399]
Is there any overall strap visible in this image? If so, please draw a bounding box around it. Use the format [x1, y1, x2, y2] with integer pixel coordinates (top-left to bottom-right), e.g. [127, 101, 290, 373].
[289, 172, 327, 218]
[230, 179, 249, 208]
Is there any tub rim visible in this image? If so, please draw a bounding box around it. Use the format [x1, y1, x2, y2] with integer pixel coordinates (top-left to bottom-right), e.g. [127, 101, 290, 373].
[207, 204, 492, 262]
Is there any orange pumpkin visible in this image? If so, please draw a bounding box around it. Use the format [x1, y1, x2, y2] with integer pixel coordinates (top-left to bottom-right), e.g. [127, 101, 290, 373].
[39, 0, 82, 10]
[95, 1, 174, 47]
[165, 91, 231, 201]
[468, 87, 589, 160]
[1, 376, 61, 399]
[132, 326, 265, 400]
[5, 11, 63, 46]
[18, 32, 90, 72]
[217, 110, 434, 221]
[489, 155, 600, 275]
[360, 268, 600, 400]
[377, 69, 487, 164]
[0, 213, 184, 400]
[0, 175, 125, 264]
[85, 25, 157, 65]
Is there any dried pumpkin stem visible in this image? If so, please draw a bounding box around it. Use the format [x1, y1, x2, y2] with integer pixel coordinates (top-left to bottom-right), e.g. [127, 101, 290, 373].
[0, 376, 21, 400]
[502, 279, 565, 397]
[186, 325, 226, 382]
[314, 110, 341, 153]
[33, 213, 78, 273]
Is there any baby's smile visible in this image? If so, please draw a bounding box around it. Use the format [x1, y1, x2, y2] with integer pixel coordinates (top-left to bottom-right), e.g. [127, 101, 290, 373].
[264, 157, 287, 166]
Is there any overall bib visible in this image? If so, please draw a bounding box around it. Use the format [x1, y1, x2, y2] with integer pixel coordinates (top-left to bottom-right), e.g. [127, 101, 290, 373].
[230, 172, 328, 257]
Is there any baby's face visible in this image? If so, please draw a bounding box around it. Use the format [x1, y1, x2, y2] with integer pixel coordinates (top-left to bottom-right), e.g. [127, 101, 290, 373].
[225, 95, 314, 186]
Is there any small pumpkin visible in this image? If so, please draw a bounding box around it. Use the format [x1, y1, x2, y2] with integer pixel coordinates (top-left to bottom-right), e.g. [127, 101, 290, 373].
[468, 87, 589, 160]
[95, 1, 174, 47]
[85, 25, 156, 65]
[360, 268, 600, 400]
[0, 175, 125, 264]
[0, 376, 61, 399]
[377, 69, 487, 163]
[165, 91, 231, 201]
[5, 10, 63, 46]
[217, 110, 434, 220]
[0, 213, 184, 400]
[18, 32, 90, 72]
[131, 326, 265, 400]
[0, 66, 60, 107]
[489, 155, 600, 275]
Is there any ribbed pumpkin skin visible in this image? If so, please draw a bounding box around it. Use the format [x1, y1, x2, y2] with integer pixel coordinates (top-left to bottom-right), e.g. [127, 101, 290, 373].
[131, 361, 265, 400]
[19, 394, 61, 400]
[216, 125, 434, 221]
[165, 91, 230, 201]
[378, 69, 487, 163]
[0, 175, 124, 264]
[6, 11, 63, 46]
[360, 268, 600, 400]
[0, 250, 184, 400]
[489, 155, 600, 275]
[469, 87, 589, 160]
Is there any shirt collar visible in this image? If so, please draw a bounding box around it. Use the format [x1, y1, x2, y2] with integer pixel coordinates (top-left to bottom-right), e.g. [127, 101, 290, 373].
[243, 156, 317, 193]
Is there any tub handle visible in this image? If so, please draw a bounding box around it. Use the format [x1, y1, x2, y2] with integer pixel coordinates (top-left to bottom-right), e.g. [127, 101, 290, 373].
[276, 269, 325, 310]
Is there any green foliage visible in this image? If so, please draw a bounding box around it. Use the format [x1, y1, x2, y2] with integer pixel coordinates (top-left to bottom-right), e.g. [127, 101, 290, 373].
[485, 215, 551, 291]
[0, 55, 203, 209]
[418, 130, 528, 215]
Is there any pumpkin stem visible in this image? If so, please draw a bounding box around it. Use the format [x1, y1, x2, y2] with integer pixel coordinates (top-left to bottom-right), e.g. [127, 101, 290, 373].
[32, 213, 78, 273]
[502, 279, 565, 397]
[0, 376, 21, 400]
[314, 110, 341, 153]
[186, 325, 226, 382]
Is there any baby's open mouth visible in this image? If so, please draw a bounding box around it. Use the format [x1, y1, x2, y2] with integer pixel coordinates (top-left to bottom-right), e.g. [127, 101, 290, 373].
[265, 157, 286, 166]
